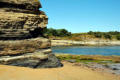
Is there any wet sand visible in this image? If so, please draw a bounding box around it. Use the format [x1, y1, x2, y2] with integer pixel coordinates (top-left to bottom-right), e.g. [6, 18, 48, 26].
[0, 62, 119, 80]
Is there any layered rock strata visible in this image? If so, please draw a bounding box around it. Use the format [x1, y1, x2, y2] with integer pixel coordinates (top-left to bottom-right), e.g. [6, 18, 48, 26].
[0, 0, 62, 68]
[0, 0, 48, 39]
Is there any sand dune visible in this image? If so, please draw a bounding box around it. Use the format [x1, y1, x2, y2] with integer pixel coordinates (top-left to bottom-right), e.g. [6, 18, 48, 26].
[0, 62, 119, 80]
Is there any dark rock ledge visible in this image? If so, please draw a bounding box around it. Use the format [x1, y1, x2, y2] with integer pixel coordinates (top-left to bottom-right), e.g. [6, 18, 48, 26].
[0, 51, 63, 68]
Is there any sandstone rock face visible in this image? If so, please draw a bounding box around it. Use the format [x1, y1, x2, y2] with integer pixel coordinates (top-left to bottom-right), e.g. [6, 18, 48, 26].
[0, 38, 51, 56]
[0, 0, 48, 39]
[0, 0, 62, 68]
[0, 50, 62, 68]
[0, 0, 42, 10]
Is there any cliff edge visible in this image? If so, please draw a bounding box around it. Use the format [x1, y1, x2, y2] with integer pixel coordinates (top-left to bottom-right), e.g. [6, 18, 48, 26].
[0, 0, 62, 68]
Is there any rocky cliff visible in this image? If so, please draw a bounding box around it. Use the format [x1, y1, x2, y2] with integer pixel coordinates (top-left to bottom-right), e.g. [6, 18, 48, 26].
[0, 0, 48, 39]
[0, 0, 62, 68]
[52, 40, 120, 46]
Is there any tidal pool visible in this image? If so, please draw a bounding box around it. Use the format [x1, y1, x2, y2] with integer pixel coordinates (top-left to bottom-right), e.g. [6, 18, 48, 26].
[52, 46, 120, 56]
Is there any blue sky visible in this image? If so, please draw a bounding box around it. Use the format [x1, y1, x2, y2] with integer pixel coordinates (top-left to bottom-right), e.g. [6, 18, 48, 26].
[40, 0, 120, 33]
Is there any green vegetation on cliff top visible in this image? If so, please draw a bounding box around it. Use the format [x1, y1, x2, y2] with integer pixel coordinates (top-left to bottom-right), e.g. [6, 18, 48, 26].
[43, 28, 120, 41]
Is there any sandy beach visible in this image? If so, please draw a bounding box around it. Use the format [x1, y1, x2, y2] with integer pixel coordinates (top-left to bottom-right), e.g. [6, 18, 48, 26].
[0, 61, 119, 80]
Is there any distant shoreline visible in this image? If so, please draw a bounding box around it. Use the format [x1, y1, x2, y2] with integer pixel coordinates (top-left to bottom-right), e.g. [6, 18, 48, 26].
[51, 40, 120, 46]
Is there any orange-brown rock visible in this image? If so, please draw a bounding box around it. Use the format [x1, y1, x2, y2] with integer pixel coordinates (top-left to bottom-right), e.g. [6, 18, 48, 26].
[0, 0, 62, 68]
[0, 0, 48, 39]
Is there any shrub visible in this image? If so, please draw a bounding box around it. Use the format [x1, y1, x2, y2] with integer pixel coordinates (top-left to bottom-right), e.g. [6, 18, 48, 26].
[104, 34, 112, 39]
[116, 34, 120, 40]
[88, 31, 94, 35]
[44, 28, 71, 37]
[94, 32, 102, 38]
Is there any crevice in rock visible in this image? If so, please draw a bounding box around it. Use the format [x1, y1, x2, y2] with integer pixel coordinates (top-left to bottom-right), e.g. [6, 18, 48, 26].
[29, 28, 45, 38]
